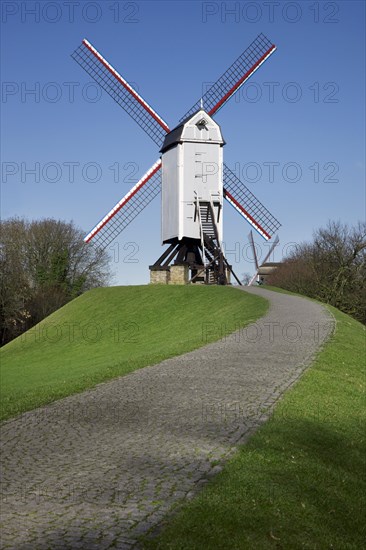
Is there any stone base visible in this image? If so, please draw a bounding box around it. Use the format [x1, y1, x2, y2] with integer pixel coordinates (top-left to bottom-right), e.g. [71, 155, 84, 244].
[149, 268, 170, 285]
[149, 264, 230, 285]
[169, 265, 189, 285]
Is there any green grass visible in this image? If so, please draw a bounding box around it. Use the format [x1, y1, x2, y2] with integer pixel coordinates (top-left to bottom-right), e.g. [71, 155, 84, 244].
[143, 302, 366, 549]
[0, 285, 267, 421]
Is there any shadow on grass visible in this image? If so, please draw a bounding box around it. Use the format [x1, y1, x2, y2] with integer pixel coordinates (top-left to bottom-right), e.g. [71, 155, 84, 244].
[140, 416, 365, 548]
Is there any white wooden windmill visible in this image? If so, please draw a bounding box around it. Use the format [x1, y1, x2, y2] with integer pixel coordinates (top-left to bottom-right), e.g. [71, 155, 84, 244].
[72, 33, 281, 284]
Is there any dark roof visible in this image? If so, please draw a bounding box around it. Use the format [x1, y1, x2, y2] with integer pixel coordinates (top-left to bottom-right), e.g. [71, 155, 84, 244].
[160, 121, 186, 153]
[160, 110, 225, 153]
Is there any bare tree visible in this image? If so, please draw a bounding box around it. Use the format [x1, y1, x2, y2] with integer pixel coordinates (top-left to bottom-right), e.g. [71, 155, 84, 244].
[241, 272, 252, 285]
[0, 219, 31, 343]
[268, 221, 366, 324]
[0, 218, 111, 345]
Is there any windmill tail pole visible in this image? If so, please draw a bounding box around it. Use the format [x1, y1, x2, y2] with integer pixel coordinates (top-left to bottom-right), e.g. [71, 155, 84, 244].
[248, 273, 258, 286]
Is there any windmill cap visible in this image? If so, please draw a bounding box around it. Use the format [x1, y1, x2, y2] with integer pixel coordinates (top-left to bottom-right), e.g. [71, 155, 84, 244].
[160, 110, 225, 153]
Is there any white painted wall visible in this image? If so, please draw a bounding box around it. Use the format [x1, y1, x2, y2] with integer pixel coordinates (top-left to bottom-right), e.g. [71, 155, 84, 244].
[161, 110, 224, 243]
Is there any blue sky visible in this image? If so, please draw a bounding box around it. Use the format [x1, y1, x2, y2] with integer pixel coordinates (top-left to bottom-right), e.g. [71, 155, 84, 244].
[1, 0, 365, 284]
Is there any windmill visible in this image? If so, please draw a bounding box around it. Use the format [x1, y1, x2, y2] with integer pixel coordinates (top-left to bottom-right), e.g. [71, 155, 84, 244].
[71, 33, 281, 285]
[248, 230, 280, 286]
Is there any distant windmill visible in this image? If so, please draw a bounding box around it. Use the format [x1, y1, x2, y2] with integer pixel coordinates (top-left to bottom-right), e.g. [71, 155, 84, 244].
[248, 230, 280, 286]
[72, 34, 281, 284]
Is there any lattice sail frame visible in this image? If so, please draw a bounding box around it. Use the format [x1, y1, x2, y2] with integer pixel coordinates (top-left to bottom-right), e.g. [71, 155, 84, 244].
[71, 39, 169, 147]
[180, 33, 276, 120]
[72, 34, 280, 248]
[84, 160, 162, 249]
[223, 165, 280, 240]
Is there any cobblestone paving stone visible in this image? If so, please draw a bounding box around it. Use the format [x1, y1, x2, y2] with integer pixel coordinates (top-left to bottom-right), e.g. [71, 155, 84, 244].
[0, 288, 335, 549]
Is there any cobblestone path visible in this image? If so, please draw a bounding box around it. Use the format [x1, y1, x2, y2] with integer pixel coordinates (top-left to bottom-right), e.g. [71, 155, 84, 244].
[0, 288, 334, 549]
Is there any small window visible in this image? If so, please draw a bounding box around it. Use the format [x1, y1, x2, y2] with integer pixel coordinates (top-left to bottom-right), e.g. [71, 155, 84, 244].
[196, 118, 208, 130]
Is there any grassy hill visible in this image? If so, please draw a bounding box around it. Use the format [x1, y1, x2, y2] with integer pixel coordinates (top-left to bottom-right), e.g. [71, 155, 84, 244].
[0, 285, 267, 421]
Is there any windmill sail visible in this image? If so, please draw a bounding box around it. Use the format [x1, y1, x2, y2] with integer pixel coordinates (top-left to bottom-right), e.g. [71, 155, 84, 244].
[84, 160, 162, 248]
[180, 33, 276, 121]
[223, 164, 281, 240]
[71, 39, 169, 147]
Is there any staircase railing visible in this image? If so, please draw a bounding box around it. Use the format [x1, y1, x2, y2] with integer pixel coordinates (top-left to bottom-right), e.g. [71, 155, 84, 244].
[195, 194, 206, 267]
